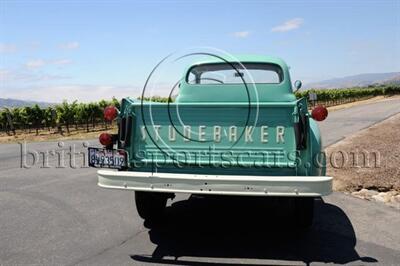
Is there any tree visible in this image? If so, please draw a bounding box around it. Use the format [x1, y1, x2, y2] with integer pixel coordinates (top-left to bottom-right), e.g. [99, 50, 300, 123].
[56, 101, 77, 134]
[98, 100, 109, 129]
[0, 109, 10, 134]
[25, 104, 44, 135]
[43, 107, 56, 131]
[76, 103, 91, 132]
[87, 102, 101, 129]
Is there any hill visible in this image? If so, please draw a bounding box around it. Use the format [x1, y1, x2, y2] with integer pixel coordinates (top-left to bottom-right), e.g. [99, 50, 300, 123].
[0, 98, 54, 109]
[306, 72, 400, 89]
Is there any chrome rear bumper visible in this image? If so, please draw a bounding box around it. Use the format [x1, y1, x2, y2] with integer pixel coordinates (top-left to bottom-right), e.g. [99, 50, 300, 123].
[97, 170, 332, 197]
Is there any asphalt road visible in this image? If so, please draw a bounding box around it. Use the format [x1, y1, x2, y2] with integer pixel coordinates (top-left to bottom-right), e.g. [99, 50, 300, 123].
[1, 97, 400, 265]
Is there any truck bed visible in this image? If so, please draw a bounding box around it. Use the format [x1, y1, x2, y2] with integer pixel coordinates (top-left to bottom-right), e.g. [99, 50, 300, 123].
[118, 98, 309, 176]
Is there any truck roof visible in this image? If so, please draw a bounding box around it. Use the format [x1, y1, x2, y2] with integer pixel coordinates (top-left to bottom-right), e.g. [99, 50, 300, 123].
[188, 54, 288, 70]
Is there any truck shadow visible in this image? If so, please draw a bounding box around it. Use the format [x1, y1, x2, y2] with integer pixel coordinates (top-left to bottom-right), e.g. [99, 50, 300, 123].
[131, 196, 377, 265]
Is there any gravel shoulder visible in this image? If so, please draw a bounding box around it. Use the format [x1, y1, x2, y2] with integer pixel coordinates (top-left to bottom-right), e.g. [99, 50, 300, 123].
[326, 113, 400, 208]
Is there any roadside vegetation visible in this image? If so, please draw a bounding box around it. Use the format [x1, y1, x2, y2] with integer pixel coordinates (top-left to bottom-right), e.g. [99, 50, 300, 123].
[295, 84, 400, 107]
[0, 98, 120, 142]
[0, 85, 399, 143]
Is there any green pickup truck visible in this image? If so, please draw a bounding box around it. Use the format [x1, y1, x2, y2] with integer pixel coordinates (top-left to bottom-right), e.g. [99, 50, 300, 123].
[89, 55, 332, 228]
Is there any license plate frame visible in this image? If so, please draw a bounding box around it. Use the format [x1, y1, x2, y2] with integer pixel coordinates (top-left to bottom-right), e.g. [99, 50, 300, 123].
[88, 147, 128, 169]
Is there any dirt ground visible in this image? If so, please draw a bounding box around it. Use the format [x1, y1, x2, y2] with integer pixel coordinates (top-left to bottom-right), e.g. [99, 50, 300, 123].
[326, 113, 400, 193]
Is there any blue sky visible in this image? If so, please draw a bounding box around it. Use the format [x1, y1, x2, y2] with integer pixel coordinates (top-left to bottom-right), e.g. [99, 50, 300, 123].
[0, 0, 399, 102]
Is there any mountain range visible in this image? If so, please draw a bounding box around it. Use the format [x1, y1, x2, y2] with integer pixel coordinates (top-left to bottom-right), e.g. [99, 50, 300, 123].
[305, 72, 400, 89]
[0, 98, 54, 109]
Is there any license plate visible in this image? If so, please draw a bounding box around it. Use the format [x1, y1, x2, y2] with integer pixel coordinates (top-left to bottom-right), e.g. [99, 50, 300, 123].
[88, 147, 127, 169]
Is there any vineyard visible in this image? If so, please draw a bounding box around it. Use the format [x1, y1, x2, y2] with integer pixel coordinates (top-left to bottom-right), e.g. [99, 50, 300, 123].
[0, 98, 120, 136]
[1, 85, 399, 137]
[295, 85, 400, 107]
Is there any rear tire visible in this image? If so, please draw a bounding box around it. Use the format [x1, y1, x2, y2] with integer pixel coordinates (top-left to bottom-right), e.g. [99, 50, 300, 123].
[293, 197, 314, 229]
[135, 191, 168, 225]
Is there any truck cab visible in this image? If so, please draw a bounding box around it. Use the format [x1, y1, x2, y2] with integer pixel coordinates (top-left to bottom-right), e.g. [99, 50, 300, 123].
[89, 55, 332, 228]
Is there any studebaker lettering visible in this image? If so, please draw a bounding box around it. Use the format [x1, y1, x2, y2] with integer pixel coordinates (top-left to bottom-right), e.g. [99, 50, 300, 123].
[140, 125, 286, 143]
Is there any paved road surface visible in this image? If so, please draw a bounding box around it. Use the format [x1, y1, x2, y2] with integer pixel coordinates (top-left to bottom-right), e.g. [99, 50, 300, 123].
[320, 97, 400, 147]
[1, 97, 400, 265]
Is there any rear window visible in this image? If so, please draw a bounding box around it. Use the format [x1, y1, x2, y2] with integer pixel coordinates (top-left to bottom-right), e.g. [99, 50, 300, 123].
[187, 63, 283, 84]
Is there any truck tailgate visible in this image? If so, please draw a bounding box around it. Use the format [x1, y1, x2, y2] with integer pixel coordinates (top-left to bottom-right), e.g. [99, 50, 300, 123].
[119, 100, 304, 171]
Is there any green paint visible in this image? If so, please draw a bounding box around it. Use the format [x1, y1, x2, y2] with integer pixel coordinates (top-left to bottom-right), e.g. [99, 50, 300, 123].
[118, 55, 324, 177]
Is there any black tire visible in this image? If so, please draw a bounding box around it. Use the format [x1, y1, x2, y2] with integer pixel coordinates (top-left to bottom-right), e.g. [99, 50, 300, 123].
[293, 197, 314, 229]
[134, 191, 168, 224]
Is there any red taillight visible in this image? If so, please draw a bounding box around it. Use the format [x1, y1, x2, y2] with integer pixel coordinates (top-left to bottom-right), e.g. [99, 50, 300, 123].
[311, 105, 328, 121]
[99, 133, 113, 146]
[104, 106, 118, 121]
